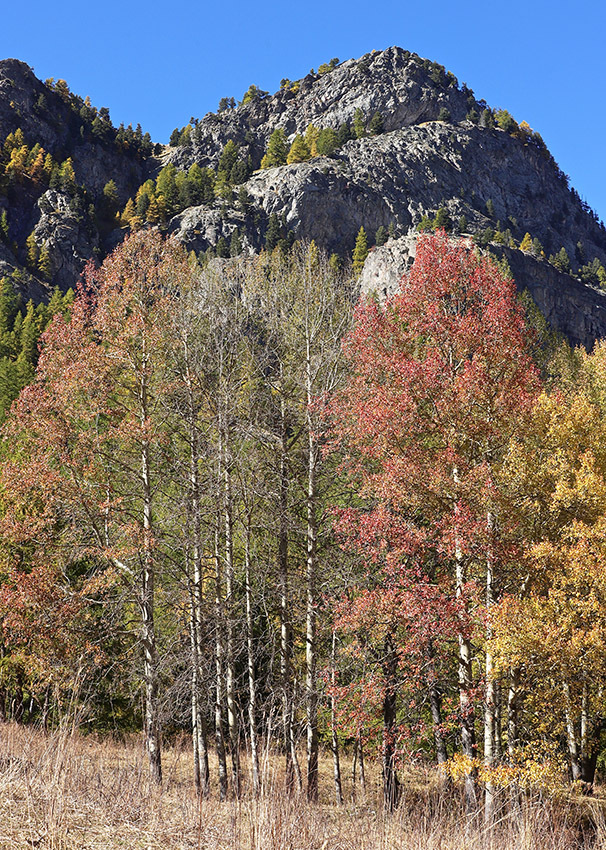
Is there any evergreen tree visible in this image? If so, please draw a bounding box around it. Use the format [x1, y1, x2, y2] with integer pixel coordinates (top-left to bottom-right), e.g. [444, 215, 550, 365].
[26, 231, 39, 270]
[218, 140, 239, 179]
[519, 232, 533, 252]
[265, 213, 281, 251]
[102, 179, 120, 220]
[368, 112, 384, 135]
[433, 207, 452, 232]
[353, 109, 366, 139]
[169, 128, 181, 146]
[286, 135, 311, 165]
[457, 215, 468, 233]
[352, 226, 369, 275]
[437, 108, 451, 122]
[337, 123, 353, 146]
[156, 164, 179, 216]
[375, 226, 388, 247]
[38, 246, 52, 281]
[261, 130, 288, 169]
[215, 236, 230, 258]
[532, 237, 545, 257]
[486, 199, 495, 218]
[550, 247, 572, 274]
[316, 128, 338, 156]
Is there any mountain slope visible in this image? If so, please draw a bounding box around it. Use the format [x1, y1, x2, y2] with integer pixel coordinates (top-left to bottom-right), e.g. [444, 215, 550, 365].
[0, 48, 605, 346]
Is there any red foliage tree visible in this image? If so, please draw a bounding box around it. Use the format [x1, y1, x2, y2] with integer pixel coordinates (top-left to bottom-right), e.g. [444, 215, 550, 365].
[329, 232, 541, 811]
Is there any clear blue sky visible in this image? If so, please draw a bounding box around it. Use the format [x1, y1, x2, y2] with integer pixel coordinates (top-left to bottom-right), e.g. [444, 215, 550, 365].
[2, 1, 604, 221]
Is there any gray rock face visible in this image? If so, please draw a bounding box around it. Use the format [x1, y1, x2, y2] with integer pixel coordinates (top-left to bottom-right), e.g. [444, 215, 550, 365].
[360, 231, 606, 351]
[33, 190, 98, 291]
[166, 48, 471, 173]
[2, 46, 606, 349]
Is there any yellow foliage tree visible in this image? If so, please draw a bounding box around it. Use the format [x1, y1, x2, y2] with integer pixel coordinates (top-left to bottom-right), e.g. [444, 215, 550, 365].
[519, 232, 533, 252]
[286, 135, 311, 164]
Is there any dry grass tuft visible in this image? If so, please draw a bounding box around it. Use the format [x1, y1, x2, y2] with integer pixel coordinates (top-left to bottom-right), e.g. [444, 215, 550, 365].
[0, 722, 604, 849]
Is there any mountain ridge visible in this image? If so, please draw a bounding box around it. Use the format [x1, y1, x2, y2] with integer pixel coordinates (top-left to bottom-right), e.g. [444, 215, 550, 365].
[0, 48, 605, 347]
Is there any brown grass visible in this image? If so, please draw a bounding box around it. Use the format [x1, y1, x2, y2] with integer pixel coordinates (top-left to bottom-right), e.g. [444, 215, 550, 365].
[0, 721, 604, 849]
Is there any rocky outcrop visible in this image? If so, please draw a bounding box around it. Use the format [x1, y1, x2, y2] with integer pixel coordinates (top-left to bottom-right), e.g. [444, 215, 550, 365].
[165, 48, 472, 173]
[360, 231, 606, 351]
[1, 47, 606, 348]
[33, 190, 98, 291]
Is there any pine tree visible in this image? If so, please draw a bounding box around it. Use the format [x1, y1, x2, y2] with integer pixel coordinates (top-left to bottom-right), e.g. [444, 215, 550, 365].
[353, 109, 366, 139]
[218, 140, 239, 179]
[286, 135, 311, 165]
[434, 207, 452, 232]
[519, 233, 533, 252]
[26, 231, 39, 270]
[375, 226, 388, 247]
[352, 226, 369, 275]
[121, 198, 136, 227]
[0, 211, 8, 241]
[265, 213, 281, 252]
[368, 112, 384, 135]
[337, 123, 353, 146]
[261, 130, 288, 169]
[550, 247, 572, 274]
[38, 246, 52, 281]
[316, 128, 338, 156]
[102, 180, 120, 220]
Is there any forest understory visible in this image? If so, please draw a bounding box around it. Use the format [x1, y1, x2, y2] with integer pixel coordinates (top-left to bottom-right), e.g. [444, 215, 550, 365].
[0, 721, 603, 850]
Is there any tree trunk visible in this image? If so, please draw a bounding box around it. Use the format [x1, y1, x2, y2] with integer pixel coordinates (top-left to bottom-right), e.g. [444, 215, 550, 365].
[507, 667, 522, 818]
[494, 680, 502, 761]
[428, 643, 448, 769]
[245, 514, 260, 796]
[563, 681, 582, 781]
[484, 511, 496, 827]
[305, 395, 319, 802]
[278, 399, 296, 794]
[358, 730, 366, 794]
[186, 368, 210, 797]
[330, 629, 343, 805]
[140, 356, 162, 785]
[214, 524, 229, 801]
[382, 633, 400, 811]
[224, 463, 240, 797]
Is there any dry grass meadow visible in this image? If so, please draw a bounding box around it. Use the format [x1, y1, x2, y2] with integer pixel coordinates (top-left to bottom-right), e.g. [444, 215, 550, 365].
[0, 721, 605, 849]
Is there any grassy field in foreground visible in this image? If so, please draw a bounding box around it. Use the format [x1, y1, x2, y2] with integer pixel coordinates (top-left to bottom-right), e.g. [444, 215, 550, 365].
[0, 722, 604, 849]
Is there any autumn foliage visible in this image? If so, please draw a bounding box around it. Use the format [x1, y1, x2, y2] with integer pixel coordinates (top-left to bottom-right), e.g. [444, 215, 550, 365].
[2, 229, 606, 820]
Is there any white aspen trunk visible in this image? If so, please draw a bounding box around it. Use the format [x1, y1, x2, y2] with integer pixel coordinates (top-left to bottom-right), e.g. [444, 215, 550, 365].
[244, 513, 260, 796]
[453, 466, 477, 814]
[185, 357, 210, 796]
[224, 461, 240, 797]
[214, 523, 228, 800]
[278, 395, 296, 793]
[330, 629, 343, 805]
[563, 681, 582, 781]
[305, 343, 319, 803]
[139, 345, 162, 785]
[581, 680, 588, 770]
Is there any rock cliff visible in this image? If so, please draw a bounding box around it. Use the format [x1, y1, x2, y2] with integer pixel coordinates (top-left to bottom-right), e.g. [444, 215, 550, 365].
[0, 48, 605, 346]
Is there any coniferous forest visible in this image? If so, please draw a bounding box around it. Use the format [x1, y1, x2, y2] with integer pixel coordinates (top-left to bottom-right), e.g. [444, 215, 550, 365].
[2, 225, 606, 848]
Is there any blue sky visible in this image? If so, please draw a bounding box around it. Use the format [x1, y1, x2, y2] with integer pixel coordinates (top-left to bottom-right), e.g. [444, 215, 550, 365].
[2, 1, 604, 221]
